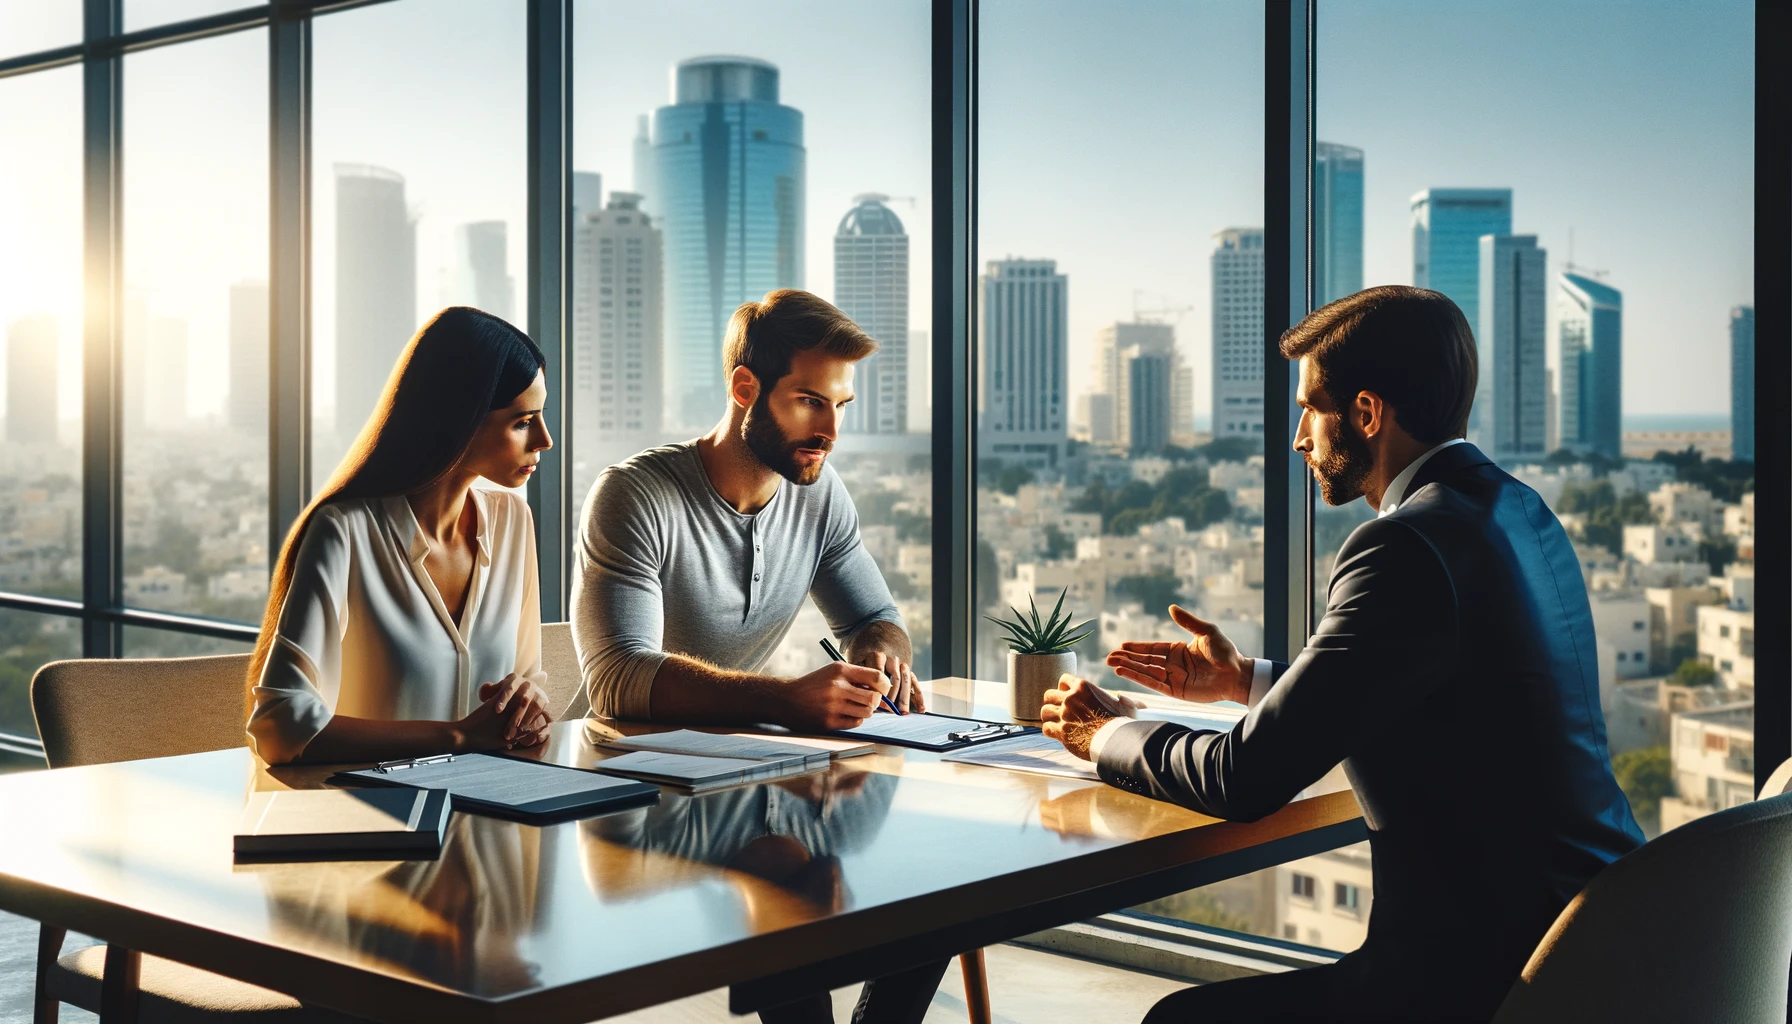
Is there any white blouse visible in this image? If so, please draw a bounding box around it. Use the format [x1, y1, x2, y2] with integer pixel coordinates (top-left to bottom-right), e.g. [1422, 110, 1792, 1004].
[247, 488, 546, 764]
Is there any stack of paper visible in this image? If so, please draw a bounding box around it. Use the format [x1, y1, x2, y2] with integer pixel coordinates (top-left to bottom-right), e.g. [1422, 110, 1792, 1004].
[592, 749, 816, 792]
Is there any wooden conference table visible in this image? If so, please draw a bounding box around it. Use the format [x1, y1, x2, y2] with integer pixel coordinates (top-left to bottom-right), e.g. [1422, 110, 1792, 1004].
[0, 678, 1365, 1024]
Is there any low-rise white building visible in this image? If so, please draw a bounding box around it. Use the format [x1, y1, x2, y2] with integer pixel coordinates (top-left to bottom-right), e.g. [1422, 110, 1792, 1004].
[1589, 592, 1651, 684]
[1624, 523, 1701, 565]
[1644, 584, 1723, 672]
[1660, 703, 1755, 832]
[1649, 482, 1724, 536]
[1697, 604, 1755, 689]
[1277, 843, 1372, 952]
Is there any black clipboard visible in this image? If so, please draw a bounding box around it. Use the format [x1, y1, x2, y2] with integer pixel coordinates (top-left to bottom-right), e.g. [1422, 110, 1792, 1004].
[330, 752, 660, 824]
[819, 712, 1039, 752]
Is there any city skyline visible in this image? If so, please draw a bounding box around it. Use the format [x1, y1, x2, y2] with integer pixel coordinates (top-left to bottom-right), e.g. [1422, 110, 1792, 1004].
[0, 2, 1754, 432]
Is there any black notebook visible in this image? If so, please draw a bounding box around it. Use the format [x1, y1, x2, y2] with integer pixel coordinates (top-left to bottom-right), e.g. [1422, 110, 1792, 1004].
[234, 787, 450, 862]
[820, 713, 1038, 752]
[332, 753, 659, 824]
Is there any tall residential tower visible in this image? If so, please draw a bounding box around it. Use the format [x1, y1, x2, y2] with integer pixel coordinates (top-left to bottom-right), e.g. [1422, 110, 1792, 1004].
[833, 194, 909, 434]
[228, 280, 269, 438]
[1732, 306, 1755, 462]
[571, 191, 664, 501]
[979, 258, 1067, 469]
[5, 317, 58, 444]
[1477, 235, 1547, 460]
[1211, 228, 1265, 441]
[334, 164, 416, 438]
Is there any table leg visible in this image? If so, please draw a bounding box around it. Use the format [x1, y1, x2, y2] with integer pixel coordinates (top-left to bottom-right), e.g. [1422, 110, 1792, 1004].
[99, 945, 141, 1024]
[958, 949, 991, 1024]
[34, 923, 66, 1024]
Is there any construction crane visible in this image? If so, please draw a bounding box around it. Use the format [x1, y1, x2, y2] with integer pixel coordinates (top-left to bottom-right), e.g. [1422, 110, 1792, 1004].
[1132, 289, 1194, 325]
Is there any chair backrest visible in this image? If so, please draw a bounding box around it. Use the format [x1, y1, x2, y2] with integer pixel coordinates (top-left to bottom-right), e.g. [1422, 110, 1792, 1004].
[1758, 756, 1792, 800]
[31, 654, 253, 769]
[540, 622, 590, 721]
[1492, 792, 1792, 1023]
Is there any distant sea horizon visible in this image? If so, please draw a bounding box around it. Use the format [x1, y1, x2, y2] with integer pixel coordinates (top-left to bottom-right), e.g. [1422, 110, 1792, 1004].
[1621, 413, 1732, 433]
[1189, 413, 1732, 434]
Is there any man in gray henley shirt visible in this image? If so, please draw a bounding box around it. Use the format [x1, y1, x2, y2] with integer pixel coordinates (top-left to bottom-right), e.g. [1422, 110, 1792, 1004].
[571, 287, 923, 730]
[570, 289, 941, 1024]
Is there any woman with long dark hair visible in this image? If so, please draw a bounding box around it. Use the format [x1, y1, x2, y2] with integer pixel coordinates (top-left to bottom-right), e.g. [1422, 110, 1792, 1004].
[247, 307, 556, 764]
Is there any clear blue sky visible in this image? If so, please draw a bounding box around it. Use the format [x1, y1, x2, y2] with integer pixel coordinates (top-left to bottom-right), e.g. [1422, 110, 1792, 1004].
[0, 0, 1754, 423]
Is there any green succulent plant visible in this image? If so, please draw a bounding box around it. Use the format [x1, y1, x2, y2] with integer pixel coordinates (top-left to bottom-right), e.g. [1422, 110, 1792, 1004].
[986, 590, 1092, 655]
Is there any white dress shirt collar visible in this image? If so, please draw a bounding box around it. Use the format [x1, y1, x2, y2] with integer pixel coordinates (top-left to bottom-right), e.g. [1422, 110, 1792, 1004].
[1378, 438, 1468, 518]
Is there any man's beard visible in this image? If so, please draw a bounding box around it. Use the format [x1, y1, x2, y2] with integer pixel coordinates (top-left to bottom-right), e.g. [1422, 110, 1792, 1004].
[1312, 416, 1373, 506]
[742, 393, 832, 485]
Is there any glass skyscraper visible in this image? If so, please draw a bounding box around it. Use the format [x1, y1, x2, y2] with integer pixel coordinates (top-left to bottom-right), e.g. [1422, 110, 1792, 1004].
[1411, 188, 1512, 332]
[1477, 235, 1548, 459]
[1314, 142, 1364, 305]
[1733, 305, 1755, 462]
[647, 56, 805, 430]
[1558, 272, 1624, 460]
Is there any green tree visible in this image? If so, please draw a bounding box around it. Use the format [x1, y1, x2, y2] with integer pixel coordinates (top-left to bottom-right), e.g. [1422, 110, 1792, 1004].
[1652, 447, 1754, 503]
[1557, 480, 1653, 554]
[1672, 659, 1719, 686]
[995, 465, 1035, 495]
[1611, 745, 1672, 836]
[1113, 571, 1184, 614]
[1042, 524, 1076, 560]
[1698, 535, 1738, 576]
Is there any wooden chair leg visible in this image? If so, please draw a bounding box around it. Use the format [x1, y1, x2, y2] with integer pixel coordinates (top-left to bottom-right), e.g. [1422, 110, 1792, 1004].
[959, 948, 991, 1024]
[33, 923, 66, 1024]
[99, 945, 141, 1024]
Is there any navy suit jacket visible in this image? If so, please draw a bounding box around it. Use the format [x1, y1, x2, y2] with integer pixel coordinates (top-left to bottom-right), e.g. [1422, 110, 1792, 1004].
[1096, 442, 1644, 1020]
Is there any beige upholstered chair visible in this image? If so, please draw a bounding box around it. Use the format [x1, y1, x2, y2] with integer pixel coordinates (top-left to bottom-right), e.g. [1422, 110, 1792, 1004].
[29, 654, 360, 1023]
[539, 621, 590, 721]
[1491, 790, 1792, 1022]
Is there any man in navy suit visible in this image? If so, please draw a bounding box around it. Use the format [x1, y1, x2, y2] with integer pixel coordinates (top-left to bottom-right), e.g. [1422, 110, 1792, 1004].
[1042, 285, 1643, 1022]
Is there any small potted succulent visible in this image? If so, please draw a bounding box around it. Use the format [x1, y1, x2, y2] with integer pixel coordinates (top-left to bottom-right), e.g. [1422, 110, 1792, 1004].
[987, 591, 1093, 722]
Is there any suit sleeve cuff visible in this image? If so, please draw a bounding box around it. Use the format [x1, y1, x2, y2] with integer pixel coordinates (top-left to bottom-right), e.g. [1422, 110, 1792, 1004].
[1086, 715, 1133, 762]
[1247, 658, 1274, 708]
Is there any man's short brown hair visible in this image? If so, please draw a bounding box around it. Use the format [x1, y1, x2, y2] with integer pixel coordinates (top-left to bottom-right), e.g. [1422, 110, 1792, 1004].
[723, 289, 879, 391]
[1279, 285, 1478, 444]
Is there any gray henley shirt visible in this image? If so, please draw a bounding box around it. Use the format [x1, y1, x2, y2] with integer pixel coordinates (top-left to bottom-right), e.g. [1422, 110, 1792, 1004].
[570, 442, 904, 719]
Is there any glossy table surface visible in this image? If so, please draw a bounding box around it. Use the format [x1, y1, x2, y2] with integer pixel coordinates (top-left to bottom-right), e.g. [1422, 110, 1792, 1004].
[0, 679, 1362, 1023]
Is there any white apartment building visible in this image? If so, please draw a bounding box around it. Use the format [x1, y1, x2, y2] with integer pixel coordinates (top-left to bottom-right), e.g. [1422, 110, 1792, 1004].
[1278, 844, 1373, 952]
[1644, 584, 1723, 672]
[1623, 523, 1701, 565]
[1589, 592, 1651, 682]
[571, 190, 664, 500]
[1697, 604, 1756, 689]
[1659, 704, 1755, 832]
[1650, 482, 1724, 537]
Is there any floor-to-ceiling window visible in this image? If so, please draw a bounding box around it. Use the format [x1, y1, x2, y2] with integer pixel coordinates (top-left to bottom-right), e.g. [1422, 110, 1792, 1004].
[0, 11, 1777, 986]
[0, 63, 84, 736]
[570, 0, 935, 674]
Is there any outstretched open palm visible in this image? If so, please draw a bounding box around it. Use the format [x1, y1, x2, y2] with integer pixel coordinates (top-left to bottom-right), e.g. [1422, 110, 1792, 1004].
[1105, 604, 1252, 705]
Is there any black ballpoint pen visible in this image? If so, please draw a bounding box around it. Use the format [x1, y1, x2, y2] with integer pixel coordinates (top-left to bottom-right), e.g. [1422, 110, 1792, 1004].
[819, 637, 905, 714]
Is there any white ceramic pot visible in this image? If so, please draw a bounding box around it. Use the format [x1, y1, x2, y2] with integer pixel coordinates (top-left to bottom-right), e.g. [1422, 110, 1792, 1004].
[1007, 650, 1078, 722]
